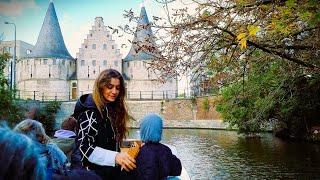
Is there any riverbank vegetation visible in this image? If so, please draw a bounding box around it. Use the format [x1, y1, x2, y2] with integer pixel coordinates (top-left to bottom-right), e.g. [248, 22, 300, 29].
[0, 52, 22, 125]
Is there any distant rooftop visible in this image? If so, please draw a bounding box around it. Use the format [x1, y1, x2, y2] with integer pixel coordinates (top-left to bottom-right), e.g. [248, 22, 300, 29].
[27, 2, 73, 59]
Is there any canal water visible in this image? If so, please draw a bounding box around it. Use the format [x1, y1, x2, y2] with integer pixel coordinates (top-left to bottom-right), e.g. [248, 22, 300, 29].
[128, 129, 320, 179]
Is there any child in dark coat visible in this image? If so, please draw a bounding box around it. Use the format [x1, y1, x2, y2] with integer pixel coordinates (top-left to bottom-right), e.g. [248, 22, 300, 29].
[135, 113, 182, 180]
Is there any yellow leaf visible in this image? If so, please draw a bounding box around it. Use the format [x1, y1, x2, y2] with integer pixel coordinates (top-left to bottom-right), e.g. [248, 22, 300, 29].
[237, 32, 247, 41]
[266, 22, 275, 30]
[239, 38, 247, 49]
[248, 25, 260, 37]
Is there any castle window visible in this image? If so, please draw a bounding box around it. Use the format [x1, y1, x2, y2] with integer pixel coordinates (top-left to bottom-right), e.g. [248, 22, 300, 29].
[127, 62, 130, 67]
[92, 44, 96, 49]
[103, 60, 107, 66]
[114, 61, 118, 67]
[103, 44, 107, 50]
[53, 59, 57, 65]
[85, 45, 88, 48]
[62, 60, 65, 65]
[43, 59, 48, 65]
[112, 45, 114, 49]
[6, 47, 11, 53]
[92, 60, 96, 66]
[81, 60, 85, 66]
[143, 61, 146, 67]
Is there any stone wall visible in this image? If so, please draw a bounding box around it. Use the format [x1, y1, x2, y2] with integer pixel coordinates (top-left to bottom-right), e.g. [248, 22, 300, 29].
[161, 97, 221, 121]
[24, 97, 223, 129]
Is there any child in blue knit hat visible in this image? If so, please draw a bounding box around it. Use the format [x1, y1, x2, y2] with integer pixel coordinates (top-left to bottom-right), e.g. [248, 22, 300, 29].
[135, 113, 182, 180]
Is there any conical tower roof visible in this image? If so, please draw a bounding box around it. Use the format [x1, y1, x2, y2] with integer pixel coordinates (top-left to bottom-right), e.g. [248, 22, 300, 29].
[123, 5, 158, 62]
[28, 2, 73, 59]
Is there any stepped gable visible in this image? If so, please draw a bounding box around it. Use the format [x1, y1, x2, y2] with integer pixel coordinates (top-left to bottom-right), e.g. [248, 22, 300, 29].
[123, 5, 158, 62]
[28, 2, 73, 59]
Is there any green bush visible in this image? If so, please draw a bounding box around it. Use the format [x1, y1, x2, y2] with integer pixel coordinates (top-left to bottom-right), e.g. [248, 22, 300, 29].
[216, 58, 287, 134]
[36, 101, 61, 136]
[216, 54, 320, 139]
[202, 98, 210, 111]
[0, 52, 23, 126]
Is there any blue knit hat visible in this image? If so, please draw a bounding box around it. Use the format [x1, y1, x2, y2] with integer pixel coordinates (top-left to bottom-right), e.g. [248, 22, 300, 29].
[140, 113, 163, 143]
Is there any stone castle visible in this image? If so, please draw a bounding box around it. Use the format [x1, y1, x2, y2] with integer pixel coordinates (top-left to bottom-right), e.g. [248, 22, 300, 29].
[5, 2, 177, 101]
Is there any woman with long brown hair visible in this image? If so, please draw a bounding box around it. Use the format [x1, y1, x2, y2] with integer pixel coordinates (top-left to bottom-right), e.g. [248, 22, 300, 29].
[72, 69, 136, 179]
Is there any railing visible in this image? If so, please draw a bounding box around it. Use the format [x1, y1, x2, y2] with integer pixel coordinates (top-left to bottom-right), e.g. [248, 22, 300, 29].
[14, 90, 186, 101]
[126, 90, 179, 100]
[15, 89, 212, 102]
[15, 90, 76, 102]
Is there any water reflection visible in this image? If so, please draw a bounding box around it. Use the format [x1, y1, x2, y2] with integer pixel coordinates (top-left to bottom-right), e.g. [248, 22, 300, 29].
[128, 129, 320, 179]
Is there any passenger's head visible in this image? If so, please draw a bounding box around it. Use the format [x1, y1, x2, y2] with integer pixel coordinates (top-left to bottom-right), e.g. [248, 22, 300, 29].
[24, 106, 39, 120]
[93, 69, 128, 141]
[13, 119, 50, 144]
[0, 126, 46, 179]
[61, 116, 77, 132]
[140, 113, 163, 143]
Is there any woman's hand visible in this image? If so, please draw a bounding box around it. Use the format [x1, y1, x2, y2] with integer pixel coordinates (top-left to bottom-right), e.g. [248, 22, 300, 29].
[115, 152, 136, 171]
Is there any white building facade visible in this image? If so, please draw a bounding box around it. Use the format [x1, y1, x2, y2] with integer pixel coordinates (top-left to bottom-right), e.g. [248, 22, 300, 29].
[76, 17, 122, 96]
[0, 40, 33, 87]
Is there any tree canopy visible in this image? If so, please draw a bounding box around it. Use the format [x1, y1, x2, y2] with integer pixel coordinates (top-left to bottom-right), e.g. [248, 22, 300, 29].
[123, 0, 319, 82]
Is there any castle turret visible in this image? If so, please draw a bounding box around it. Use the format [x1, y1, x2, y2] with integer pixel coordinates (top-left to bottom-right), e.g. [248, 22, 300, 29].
[123, 6, 156, 61]
[16, 1, 76, 101]
[28, 2, 73, 59]
[123, 5, 177, 99]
